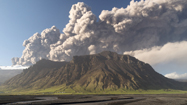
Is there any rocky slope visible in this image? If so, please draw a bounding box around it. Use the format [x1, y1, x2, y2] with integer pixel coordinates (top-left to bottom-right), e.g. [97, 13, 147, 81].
[3, 51, 186, 91]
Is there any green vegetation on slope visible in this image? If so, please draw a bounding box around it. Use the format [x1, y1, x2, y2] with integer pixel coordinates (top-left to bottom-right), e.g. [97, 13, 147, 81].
[1, 84, 187, 95]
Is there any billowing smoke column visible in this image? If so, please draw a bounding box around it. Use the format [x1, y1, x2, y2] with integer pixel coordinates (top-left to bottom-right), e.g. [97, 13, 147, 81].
[12, 26, 61, 65]
[12, 0, 187, 66]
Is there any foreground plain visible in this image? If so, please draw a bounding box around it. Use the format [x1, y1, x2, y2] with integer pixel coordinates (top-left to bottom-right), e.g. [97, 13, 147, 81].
[1, 94, 187, 105]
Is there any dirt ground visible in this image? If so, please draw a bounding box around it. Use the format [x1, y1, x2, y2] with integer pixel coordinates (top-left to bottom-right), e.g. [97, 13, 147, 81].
[1, 94, 187, 105]
[126, 94, 187, 105]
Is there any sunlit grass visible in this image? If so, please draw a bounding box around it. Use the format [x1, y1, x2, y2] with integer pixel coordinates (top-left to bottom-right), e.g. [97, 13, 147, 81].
[1, 84, 187, 95]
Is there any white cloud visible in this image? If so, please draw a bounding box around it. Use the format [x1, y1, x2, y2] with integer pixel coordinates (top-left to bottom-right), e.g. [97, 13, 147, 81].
[0, 65, 29, 70]
[165, 72, 187, 79]
[124, 41, 187, 66]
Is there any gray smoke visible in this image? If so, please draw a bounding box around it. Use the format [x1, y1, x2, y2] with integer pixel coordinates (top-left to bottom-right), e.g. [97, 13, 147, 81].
[12, 26, 60, 65]
[12, 0, 187, 66]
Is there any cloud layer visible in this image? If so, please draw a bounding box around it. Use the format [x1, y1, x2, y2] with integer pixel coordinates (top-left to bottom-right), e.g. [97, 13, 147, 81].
[165, 72, 187, 79]
[12, 0, 187, 66]
[124, 41, 187, 65]
[0, 65, 29, 70]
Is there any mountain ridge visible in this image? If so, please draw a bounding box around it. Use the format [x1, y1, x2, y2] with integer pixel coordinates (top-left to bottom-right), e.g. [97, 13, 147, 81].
[3, 51, 186, 92]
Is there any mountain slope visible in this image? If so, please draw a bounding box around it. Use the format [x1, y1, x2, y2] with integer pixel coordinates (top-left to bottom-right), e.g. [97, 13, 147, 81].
[0, 70, 22, 86]
[3, 51, 186, 91]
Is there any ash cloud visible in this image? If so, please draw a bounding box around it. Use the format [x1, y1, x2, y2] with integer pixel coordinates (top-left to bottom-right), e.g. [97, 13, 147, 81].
[12, 0, 187, 66]
[12, 26, 61, 65]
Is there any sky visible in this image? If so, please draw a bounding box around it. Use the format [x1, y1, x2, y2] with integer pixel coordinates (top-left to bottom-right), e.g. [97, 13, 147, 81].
[0, 0, 187, 79]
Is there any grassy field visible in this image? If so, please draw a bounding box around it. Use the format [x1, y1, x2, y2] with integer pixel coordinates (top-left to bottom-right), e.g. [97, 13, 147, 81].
[1, 84, 187, 95]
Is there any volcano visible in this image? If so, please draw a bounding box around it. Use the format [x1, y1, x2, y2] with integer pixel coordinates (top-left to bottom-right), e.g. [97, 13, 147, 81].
[3, 51, 186, 91]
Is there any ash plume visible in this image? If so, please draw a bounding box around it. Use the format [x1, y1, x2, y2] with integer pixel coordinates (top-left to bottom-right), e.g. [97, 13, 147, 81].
[12, 0, 187, 66]
[12, 26, 61, 65]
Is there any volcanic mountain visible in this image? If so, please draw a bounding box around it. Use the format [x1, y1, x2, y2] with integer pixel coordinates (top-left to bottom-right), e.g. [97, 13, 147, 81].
[3, 51, 186, 91]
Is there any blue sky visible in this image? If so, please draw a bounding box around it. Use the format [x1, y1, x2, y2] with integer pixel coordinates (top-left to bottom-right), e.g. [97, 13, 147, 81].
[0, 0, 138, 66]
